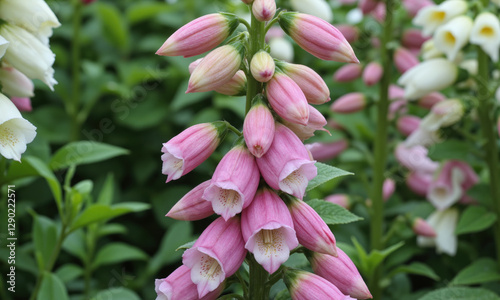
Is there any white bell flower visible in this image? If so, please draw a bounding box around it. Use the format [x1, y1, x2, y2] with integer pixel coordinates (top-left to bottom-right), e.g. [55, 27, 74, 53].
[417, 208, 459, 256]
[0, 0, 60, 37]
[433, 15, 473, 61]
[470, 12, 500, 62]
[413, 0, 468, 36]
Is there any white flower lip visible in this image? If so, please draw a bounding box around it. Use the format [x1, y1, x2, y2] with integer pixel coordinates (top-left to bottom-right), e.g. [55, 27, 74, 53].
[470, 12, 500, 62]
[413, 0, 468, 36]
[433, 15, 473, 61]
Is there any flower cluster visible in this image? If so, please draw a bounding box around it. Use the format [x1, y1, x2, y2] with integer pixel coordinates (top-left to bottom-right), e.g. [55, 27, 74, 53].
[0, 0, 60, 161]
[154, 2, 371, 299]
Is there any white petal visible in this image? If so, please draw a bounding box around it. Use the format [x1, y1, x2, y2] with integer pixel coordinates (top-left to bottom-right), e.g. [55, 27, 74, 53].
[0, 35, 9, 59]
[433, 16, 473, 61]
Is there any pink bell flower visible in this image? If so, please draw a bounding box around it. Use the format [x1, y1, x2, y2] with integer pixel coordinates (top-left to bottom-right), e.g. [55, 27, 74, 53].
[182, 217, 246, 298]
[330, 92, 367, 114]
[397, 115, 421, 137]
[325, 194, 351, 209]
[257, 123, 317, 199]
[402, 0, 433, 17]
[406, 172, 433, 196]
[305, 140, 349, 162]
[418, 92, 445, 110]
[241, 188, 299, 274]
[266, 72, 309, 126]
[284, 105, 329, 141]
[156, 13, 240, 57]
[395, 144, 439, 174]
[308, 248, 372, 299]
[203, 144, 260, 220]
[333, 64, 363, 82]
[412, 217, 437, 238]
[155, 265, 223, 300]
[278, 12, 358, 63]
[189, 59, 247, 96]
[252, 0, 276, 22]
[279, 61, 330, 105]
[243, 97, 275, 157]
[284, 268, 355, 300]
[393, 47, 419, 74]
[161, 122, 227, 183]
[166, 180, 214, 221]
[362, 62, 383, 86]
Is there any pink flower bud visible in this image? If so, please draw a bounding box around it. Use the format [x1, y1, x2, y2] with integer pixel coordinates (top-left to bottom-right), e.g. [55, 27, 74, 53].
[325, 194, 351, 209]
[305, 140, 349, 161]
[397, 115, 421, 137]
[162, 122, 226, 183]
[82, 0, 97, 4]
[383, 178, 395, 201]
[333, 64, 363, 82]
[308, 249, 372, 299]
[389, 84, 406, 101]
[166, 180, 214, 221]
[251, 50, 275, 82]
[241, 188, 298, 274]
[371, 2, 386, 23]
[412, 217, 436, 237]
[187, 43, 244, 93]
[359, 0, 379, 14]
[257, 123, 317, 199]
[284, 269, 354, 300]
[266, 72, 309, 126]
[283, 195, 338, 256]
[189, 59, 247, 96]
[279, 62, 330, 105]
[0, 65, 34, 98]
[402, 29, 429, 50]
[362, 62, 383, 86]
[402, 0, 433, 17]
[418, 92, 446, 110]
[388, 99, 408, 120]
[155, 265, 224, 300]
[243, 97, 275, 157]
[395, 144, 439, 174]
[394, 47, 419, 74]
[203, 144, 260, 220]
[10, 97, 32, 112]
[183, 217, 246, 298]
[284, 105, 329, 141]
[279, 12, 359, 63]
[406, 172, 433, 196]
[331, 92, 367, 114]
[156, 13, 240, 57]
[337, 25, 360, 44]
[252, 0, 277, 22]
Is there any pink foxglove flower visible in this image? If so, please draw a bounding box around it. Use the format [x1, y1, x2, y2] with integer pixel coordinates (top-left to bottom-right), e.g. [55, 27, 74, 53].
[257, 123, 317, 199]
[417, 208, 459, 256]
[308, 249, 372, 299]
[325, 194, 351, 209]
[161, 122, 226, 183]
[156, 13, 239, 57]
[183, 217, 246, 298]
[279, 62, 330, 105]
[266, 72, 309, 126]
[363, 62, 383, 86]
[418, 92, 445, 109]
[284, 105, 329, 141]
[187, 43, 245, 93]
[0, 65, 34, 98]
[283, 195, 338, 256]
[10, 97, 32, 112]
[278, 12, 358, 63]
[395, 144, 438, 174]
[189, 59, 247, 96]
[406, 172, 433, 196]
[250, 50, 275, 82]
[393, 47, 418, 74]
[333, 64, 363, 82]
[331, 92, 367, 114]
[284, 268, 355, 300]
[241, 188, 299, 274]
[401, 28, 429, 50]
[203, 144, 260, 220]
[243, 97, 275, 158]
[412, 217, 437, 238]
[306, 140, 349, 162]
[252, 0, 276, 22]
[397, 115, 421, 137]
[166, 180, 214, 221]
[155, 265, 223, 300]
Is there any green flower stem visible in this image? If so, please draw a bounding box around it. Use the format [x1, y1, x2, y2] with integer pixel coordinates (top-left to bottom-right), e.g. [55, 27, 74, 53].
[227, 122, 243, 136]
[69, 0, 83, 141]
[248, 254, 269, 300]
[369, 0, 394, 298]
[245, 11, 265, 114]
[476, 46, 500, 269]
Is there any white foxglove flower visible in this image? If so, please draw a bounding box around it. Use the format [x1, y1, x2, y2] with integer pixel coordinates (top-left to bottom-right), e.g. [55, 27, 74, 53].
[470, 12, 500, 62]
[0, 65, 35, 98]
[0, 35, 8, 59]
[398, 58, 458, 99]
[417, 208, 459, 256]
[0, 24, 57, 90]
[0, 0, 60, 38]
[0, 93, 37, 161]
[428, 168, 464, 210]
[433, 16, 473, 61]
[413, 0, 468, 36]
[421, 39, 444, 60]
[404, 127, 441, 147]
[290, 0, 333, 22]
[269, 38, 294, 62]
[420, 99, 464, 131]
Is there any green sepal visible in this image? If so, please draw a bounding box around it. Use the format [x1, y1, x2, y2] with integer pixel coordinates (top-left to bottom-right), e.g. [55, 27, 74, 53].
[220, 13, 241, 37]
[278, 12, 298, 36]
[212, 121, 229, 141]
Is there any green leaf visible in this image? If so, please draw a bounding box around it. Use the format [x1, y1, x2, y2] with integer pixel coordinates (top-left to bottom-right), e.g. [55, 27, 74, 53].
[427, 139, 476, 161]
[126, 2, 171, 24]
[451, 258, 500, 286]
[55, 264, 83, 284]
[62, 230, 86, 261]
[418, 287, 500, 300]
[91, 287, 140, 300]
[50, 141, 129, 170]
[307, 163, 353, 192]
[97, 223, 127, 237]
[455, 206, 497, 235]
[93, 243, 148, 269]
[96, 3, 129, 50]
[70, 202, 149, 231]
[37, 272, 69, 300]
[307, 199, 363, 225]
[97, 173, 115, 205]
[24, 156, 63, 210]
[389, 262, 440, 281]
[352, 238, 404, 277]
[33, 215, 58, 271]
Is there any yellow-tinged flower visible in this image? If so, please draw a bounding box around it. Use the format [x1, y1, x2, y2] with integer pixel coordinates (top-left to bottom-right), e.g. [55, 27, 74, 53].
[470, 12, 500, 62]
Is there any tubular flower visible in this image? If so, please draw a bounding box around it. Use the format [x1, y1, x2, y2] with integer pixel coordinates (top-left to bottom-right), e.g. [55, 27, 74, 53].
[331, 92, 367, 114]
[433, 15, 473, 61]
[279, 61, 330, 105]
[166, 180, 214, 221]
[306, 140, 349, 162]
[284, 268, 355, 300]
[241, 188, 298, 274]
[250, 50, 275, 82]
[243, 96, 275, 158]
[0, 64, 34, 98]
[333, 63, 363, 82]
[161, 122, 227, 183]
[284, 105, 329, 141]
[417, 208, 459, 256]
[362, 62, 383, 86]
[413, 0, 468, 36]
[470, 12, 500, 62]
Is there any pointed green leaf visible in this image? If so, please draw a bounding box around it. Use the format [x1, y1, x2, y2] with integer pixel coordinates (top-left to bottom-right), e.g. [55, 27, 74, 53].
[33, 215, 58, 271]
[418, 287, 500, 300]
[451, 258, 500, 286]
[37, 272, 69, 300]
[307, 163, 352, 192]
[70, 202, 149, 231]
[91, 287, 140, 300]
[307, 199, 363, 225]
[50, 141, 129, 170]
[93, 243, 148, 269]
[389, 262, 440, 281]
[455, 206, 497, 235]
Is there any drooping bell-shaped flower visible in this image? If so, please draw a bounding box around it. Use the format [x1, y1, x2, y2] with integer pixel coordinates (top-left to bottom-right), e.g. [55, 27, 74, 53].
[0, 0, 61, 37]
[278, 61, 330, 105]
[10, 97, 32, 112]
[203, 142, 260, 220]
[278, 12, 359, 63]
[412, 217, 437, 238]
[470, 12, 500, 62]
[284, 268, 355, 300]
[241, 188, 299, 274]
[156, 13, 240, 57]
[406, 172, 433, 196]
[161, 122, 227, 183]
[395, 144, 439, 174]
[325, 194, 351, 209]
[166, 180, 214, 221]
[243, 96, 275, 158]
[183, 217, 247, 298]
[420, 99, 464, 131]
[413, 0, 468, 36]
[284, 105, 329, 141]
[306, 140, 349, 162]
[257, 123, 317, 199]
[397, 115, 421, 137]
[433, 15, 473, 61]
[417, 208, 459, 256]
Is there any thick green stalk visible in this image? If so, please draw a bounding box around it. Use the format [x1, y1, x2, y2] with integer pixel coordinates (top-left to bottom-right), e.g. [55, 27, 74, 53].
[248, 255, 269, 300]
[369, 0, 394, 298]
[476, 47, 500, 269]
[70, 0, 83, 141]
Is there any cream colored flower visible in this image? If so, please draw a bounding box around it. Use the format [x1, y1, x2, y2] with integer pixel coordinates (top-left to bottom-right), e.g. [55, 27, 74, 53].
[417, 208, 459, 256]
[269, 38, 294, 62]
[433, 15, 473, 61]
[470, 12, 500, 62]
[0, 0, 60, 38]
[413, 0, 468, 36]
[0, 35, 8, 59]
[421, 40, 444, 60]
[420, 99, 464, 131]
